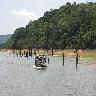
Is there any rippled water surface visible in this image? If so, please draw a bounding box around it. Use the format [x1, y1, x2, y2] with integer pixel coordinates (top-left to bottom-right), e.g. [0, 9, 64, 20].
[0, 52, 96, 96]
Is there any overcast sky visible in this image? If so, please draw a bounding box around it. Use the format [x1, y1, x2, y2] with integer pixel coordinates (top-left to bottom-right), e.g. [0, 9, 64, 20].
[0, 0, 95, 35]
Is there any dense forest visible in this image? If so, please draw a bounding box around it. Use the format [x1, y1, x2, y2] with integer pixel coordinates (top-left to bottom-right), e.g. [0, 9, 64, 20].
[7, 2, 96, 50]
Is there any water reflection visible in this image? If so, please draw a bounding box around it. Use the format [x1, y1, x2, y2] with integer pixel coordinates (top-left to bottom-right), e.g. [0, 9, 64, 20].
[34, 67, 47, 71]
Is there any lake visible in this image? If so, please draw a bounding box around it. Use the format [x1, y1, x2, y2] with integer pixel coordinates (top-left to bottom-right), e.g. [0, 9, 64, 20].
[0, 52, 96, 96]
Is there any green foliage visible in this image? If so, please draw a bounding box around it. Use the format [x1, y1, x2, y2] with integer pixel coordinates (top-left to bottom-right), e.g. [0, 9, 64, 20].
[7, 2, 96, 49]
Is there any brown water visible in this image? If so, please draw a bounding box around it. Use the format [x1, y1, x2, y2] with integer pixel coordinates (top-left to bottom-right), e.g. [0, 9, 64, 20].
[0, 52, 96, 96]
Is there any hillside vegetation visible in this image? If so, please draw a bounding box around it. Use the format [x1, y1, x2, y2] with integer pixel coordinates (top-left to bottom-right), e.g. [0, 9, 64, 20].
[7, 2, 96, 50]
[0, 34, 12, 48]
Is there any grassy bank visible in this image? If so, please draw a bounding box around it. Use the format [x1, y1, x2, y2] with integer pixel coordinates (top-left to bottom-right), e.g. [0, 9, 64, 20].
[35, 49, 96, 59]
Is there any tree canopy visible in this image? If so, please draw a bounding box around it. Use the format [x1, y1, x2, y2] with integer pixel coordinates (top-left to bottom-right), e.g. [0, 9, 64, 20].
[7, 2, 96, 50]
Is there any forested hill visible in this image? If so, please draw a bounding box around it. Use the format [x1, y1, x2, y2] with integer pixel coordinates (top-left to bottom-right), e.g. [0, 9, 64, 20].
[0, 34, 12, 48]
[0, 34, 12, 44]
[7, 2, 96, 49]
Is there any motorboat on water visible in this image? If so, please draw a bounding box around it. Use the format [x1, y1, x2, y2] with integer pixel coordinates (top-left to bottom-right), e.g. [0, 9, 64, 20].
[34, 55, 47, 69]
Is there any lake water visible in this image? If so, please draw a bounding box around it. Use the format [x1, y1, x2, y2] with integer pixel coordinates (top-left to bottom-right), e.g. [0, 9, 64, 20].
[0, 52, 96, 96]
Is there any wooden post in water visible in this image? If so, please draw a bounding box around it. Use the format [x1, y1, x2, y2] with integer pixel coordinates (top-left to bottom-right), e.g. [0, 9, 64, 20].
[48, 58, 49, 64]
[52, 48, 53, 56]
[76, 48, 78, 67]
[63, 53, 64, 66]
[34, 50, 36, 56]
[25, 51, 28, 58]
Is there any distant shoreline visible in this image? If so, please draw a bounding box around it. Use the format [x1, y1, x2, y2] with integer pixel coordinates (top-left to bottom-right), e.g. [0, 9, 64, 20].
[0, 49, 96, 59]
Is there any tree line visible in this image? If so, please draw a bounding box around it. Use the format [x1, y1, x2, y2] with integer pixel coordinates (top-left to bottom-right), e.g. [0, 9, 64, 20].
[6, 2, 96, 50]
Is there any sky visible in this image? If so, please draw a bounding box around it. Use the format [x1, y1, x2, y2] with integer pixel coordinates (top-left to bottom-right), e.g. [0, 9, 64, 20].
[0, 0, 96, 35]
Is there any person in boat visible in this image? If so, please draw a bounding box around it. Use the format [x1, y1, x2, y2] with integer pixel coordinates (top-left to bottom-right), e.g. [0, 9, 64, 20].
[35, 55, 47, 67]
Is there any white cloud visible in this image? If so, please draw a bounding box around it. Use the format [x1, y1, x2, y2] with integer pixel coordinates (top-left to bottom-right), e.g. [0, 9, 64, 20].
[11, 9, 38, 20]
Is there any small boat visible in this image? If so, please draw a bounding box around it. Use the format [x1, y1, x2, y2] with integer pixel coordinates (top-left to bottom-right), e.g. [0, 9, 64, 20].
[34, 55, 47, 69]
